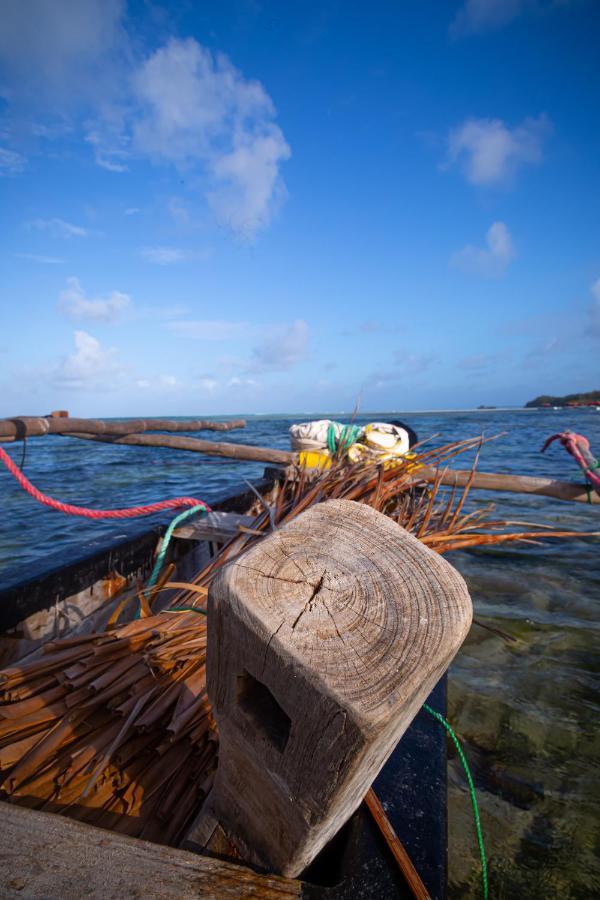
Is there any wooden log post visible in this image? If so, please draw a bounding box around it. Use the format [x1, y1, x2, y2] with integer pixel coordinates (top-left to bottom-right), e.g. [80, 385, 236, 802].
[194, 498, 472, 877]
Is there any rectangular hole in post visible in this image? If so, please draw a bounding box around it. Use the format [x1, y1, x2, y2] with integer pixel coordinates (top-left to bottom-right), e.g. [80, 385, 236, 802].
[236, 670, 291, 753]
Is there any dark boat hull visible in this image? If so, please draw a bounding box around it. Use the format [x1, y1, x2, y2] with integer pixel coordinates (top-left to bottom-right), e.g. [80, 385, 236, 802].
[0, 475, 447, 898]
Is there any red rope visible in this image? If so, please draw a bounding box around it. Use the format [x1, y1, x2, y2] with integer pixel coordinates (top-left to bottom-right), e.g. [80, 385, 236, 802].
[541, 430, 600, 494]
[0, 445, 211, 519]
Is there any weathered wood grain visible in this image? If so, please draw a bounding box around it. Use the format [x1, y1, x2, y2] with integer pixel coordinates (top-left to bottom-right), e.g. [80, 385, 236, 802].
[0, 416, 246, 440]
[0, 802, 301, 898]
[201, 499, 472, 877]
[174, 510, 256, 543]
[64, 431, 294, 464]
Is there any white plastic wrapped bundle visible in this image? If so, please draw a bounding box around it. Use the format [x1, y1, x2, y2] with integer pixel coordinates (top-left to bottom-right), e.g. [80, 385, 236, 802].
[289, 420, 349, 452]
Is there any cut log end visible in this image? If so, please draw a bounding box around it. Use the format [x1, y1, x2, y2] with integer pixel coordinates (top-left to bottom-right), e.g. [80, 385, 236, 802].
[198, 499, 472, 877]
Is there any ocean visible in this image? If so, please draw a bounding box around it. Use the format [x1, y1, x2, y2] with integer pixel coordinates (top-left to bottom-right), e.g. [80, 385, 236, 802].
[0, 408, 598, 897]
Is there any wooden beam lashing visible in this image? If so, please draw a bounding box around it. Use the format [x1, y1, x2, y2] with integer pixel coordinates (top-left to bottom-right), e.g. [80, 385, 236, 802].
[194, 499, 472, 877]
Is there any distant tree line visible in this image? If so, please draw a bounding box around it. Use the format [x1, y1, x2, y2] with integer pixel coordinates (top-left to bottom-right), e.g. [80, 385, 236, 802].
[525, 390, 600, 408]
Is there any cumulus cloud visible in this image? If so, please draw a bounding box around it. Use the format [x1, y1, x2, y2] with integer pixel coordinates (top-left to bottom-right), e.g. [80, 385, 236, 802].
[53, 330, 124, 390]
[451, 221, 516, 277]
[445, 115, 551, 186]
[249, 320, 309, 371]
[59, 276, 130, 322]
[451, 0, 526, 37]
[132, 38, 290, 239]
[1, 7, 291, 240]
[28, 217, 88, 238]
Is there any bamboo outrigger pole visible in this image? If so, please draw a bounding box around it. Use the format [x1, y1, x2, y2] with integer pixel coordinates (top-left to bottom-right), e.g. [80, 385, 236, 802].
[1, 415, 597, 504]
[65, 431, 600, 504]
[0, 416, 246, 441]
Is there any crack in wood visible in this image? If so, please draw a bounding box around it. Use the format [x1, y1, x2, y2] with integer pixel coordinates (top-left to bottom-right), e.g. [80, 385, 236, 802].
[290, 573, 327, 630]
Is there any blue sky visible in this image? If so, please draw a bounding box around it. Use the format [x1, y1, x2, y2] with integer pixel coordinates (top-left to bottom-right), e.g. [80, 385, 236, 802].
[0, 0, 598, 415]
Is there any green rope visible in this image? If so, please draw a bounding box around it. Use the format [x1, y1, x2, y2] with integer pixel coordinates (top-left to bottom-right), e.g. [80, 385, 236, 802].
[424, 703, 489, 900]
[327, 422, 362, 455]
[140, 505, 207, 613]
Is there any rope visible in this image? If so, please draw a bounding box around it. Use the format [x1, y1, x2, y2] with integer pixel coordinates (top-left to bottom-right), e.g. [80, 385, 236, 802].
[327, 423, 362, 455]
[542, 431, 600, 495]
[144, 505, 206, 598]
[424, 703, 489, 900]
[0, 445, 211, 519]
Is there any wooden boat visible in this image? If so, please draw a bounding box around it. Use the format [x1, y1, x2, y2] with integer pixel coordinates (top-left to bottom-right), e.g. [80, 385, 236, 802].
[2, 413, 593, 898]
[0, 472, 450, 899]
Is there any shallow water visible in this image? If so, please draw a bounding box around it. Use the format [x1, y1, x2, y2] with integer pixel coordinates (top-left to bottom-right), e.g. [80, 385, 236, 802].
[0, 408, 598, 897]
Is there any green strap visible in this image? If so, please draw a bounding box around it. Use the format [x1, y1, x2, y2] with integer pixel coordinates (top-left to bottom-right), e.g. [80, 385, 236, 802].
[424, 703, 489, 900]
[137, 505, 207, 616]
[327, 422, 362, 454]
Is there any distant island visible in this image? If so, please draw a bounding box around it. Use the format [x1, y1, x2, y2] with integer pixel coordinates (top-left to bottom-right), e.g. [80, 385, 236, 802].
[525, 390, 600, 408]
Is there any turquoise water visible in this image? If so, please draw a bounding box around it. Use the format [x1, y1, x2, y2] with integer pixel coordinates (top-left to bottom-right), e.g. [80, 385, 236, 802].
[1, 408, 598, 896]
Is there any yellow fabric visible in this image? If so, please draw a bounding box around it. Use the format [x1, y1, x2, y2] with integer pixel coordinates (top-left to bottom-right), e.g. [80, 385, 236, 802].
[297, 450, 332, 469]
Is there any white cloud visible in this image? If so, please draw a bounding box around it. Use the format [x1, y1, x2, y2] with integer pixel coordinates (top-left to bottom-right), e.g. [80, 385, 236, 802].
[15, 252, 64, 264]
[0, 146, 25, 175]
[451, 221, 516, 277]
[159, 374, 178, 388]
[125, 207, 141, 215]
[208, 131, 290, 238]
[85, 130, 129, 172]
[199, 377, 219, 391]
[250, 320, 309, 371]
[1, 11, 290, 239]
[59, 276, 130, 322]
[136, 379, 151, 388]
[132, 38, 290, 239]
[445, 115, 551, 185]
[139, 246, 187, 265]
[167, 320, 249, 341]
[94, 152, 129, 173]
[53, 330, 124, 390]
[451, 0, 526, 37]
[28, 217, 88, 238]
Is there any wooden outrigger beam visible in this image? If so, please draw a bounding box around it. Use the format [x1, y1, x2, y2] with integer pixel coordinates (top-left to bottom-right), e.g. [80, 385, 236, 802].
[62, 432, 600, 504]
[0, 416, 246, 441]
[1, 415, 596, 503]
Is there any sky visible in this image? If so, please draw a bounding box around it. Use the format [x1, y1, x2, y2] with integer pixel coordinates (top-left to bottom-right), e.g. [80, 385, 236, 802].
[0, 0, 599, 416]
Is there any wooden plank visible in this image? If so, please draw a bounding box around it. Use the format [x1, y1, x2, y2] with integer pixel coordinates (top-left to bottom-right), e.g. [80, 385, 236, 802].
[0, 803, 301, 898]
[0, 416, 246, 441]
[266, 463, 600, 504]
[65, 431, 294, 464]
[199, 499, 472, 878]
[416, 464, 600, 504]
[174, 510, 256, 543]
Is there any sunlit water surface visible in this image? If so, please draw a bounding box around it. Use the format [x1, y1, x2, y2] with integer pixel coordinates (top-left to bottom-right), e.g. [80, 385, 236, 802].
[1, 408, 598, 898]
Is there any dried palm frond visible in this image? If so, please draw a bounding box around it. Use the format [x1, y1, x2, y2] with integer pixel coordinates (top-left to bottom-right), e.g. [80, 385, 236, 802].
[0, 436, 594, 844]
